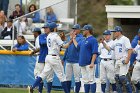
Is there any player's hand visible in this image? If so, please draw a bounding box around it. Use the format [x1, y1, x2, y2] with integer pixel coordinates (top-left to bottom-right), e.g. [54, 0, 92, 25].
[99, 37, 104, 43]
[30, 51, 34, 56]
[12, 48, 17, 52]
[61, 61, 64, 66]
[125, 59, 129, 64]
[89, 63, 94, 68]
[134, 61, 136, 64]
[70, 31, 74, 39]
[70, 31, 76, 39]
[129, 65, 134, 72]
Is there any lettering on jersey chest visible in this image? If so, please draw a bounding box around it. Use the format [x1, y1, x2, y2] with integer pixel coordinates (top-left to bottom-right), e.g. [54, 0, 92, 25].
[115, 43, 122, 47]
[115, 43, 123, 53]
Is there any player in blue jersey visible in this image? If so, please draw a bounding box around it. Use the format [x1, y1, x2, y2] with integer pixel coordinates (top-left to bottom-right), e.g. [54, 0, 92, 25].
[63, 24, 84, 93]
[131, 37, 140, 92]
[72, 24, 98, 93]
[30, 24, 50, 93]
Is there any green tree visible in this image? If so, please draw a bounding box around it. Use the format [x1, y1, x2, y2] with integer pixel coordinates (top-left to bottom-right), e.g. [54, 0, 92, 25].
[107, 0, 133, 5]
[77, 0, 134, 36]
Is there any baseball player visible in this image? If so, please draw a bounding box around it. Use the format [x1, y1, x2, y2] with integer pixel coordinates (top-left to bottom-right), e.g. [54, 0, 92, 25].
[30, 27, 42, 93]
[63, 24, 83, 93]
[72, 24, 98, 93]
[131, 37, 140, 92]
[100, 26, 132, 93]
[30, 24, 51, 93]
[98, 30, 117, 93]
[29, 22, 72, 93]
[130, 29, 140, 71]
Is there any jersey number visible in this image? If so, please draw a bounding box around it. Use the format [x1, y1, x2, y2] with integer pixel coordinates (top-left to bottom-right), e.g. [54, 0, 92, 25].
[48, 38, 51, 47]
[119, 48, 122, 53]
[108, 51, 111, 55]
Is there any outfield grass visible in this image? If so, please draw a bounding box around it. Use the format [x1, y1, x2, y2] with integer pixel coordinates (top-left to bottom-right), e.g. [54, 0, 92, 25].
[0, 88, 71, 93]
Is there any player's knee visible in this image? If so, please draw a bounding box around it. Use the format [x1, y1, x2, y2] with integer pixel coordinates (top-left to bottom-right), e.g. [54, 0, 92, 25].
[66, 75, 72, 81]
[100, 79, 106, 84]
[109, 78, 116, 84]
[75, 77, 80, 82]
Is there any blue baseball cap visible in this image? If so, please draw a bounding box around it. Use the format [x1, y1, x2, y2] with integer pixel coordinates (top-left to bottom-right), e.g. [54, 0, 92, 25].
[42, 23, 50, 28]
[33, 27, 41, 32]
[111, 26, 122, 32]
[49, 22, 58, 29]
[81, 24, 93, 31]
[72, 24, 81, 30]
[103, 30, 111, 35]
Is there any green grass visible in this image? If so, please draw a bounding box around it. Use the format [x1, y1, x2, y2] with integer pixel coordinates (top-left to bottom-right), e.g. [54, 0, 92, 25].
[0, 88, 69, 93]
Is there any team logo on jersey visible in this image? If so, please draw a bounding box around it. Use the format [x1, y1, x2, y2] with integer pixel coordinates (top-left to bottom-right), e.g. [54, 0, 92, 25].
[85, 41, 88, 44]
[101, 47, 105, 49]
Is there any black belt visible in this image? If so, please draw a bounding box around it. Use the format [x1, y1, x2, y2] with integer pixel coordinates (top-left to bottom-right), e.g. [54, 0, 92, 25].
[52, 55, 57, 56]
[102, 58, 112, 61]
[48, 54, 57, 56]
[137, 60, 140, 62]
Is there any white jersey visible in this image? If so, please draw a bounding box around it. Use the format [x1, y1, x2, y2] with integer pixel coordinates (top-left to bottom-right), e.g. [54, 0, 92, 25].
[35, 36, 40, 55]
[35, 36, 40, 49]
[111, 35, 131, 59]
[47, 32, 64, 55]
[134, 44, 140, 60]
[99, 40, 114, 59]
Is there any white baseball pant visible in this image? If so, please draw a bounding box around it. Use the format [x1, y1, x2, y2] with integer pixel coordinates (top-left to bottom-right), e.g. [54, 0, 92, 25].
[115, 58, 130, 76]
[131, 61, 140, 84]
[40, 55, 66, 82]
[34, 56, 45, 78]
[100, 59, 116, 84]
[65, 63, 81, 82]
[81, 65, 96, 84]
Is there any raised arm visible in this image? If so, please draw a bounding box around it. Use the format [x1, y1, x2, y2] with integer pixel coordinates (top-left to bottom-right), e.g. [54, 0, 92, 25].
[99, 38, 111, 51]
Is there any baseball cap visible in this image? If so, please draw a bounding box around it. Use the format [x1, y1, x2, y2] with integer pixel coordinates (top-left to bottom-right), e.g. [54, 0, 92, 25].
[42, 23, 50, 28]
[81, 24, 93, 31]
[49, 22, 58, 29]
[103, 30, 111, 35]
[111, 26, 122, 32]
[33, 27, 41, 32]
[72, 24, 81, 30]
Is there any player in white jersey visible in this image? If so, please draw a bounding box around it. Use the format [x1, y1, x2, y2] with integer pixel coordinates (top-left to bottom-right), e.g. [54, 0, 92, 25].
[98, 30, 117, 93]
[29, 22, 72, 93]
[131, 38, 140, 92]
[100, 26, 132, 93]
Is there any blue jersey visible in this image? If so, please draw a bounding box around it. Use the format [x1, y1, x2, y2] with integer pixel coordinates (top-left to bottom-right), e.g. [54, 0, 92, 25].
[63, 34, 84, 63]
[13, 42, 29, 51]
[130, 35, 139, 66]
[38, 34, 48, 63]
[78, 36, 98, 66]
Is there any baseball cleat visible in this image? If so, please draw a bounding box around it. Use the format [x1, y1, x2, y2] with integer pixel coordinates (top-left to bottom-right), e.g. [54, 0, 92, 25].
[28, 86, 34, 93]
